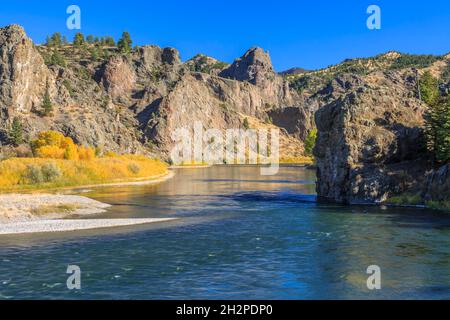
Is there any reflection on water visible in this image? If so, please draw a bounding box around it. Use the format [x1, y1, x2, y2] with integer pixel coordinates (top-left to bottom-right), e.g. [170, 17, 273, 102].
[0, 165, 449, 299]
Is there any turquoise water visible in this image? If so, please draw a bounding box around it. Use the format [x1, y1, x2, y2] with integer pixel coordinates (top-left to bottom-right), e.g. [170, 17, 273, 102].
[0, 166, 449, 299]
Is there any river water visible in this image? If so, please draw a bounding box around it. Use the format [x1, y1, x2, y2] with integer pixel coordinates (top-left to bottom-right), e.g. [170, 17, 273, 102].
[0, 166, 449, 299]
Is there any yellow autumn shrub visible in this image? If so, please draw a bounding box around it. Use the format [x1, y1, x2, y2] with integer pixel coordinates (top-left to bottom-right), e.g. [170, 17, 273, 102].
[78, 146, 95, 161]
[0, 156, 168, 191]
[64, 142, 79, 160]
[35, 145, 66, 159]
[0, 130, 169, 191]
[31, 131, 66, 150]
[31, 131, 97, 161]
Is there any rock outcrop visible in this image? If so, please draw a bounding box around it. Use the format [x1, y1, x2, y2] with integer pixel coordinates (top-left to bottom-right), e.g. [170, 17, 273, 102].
[423, 164, 450, 203]
[0, 25, 144, 153]
[313, 71, 429, 204]
[0, 25, 54, 114]
[145, 71, 298, 155]
[184, 54, 228, 76]
[0, 25, 306, 160]
[219, 47, 278, 87]
[101, 55, 136, 101]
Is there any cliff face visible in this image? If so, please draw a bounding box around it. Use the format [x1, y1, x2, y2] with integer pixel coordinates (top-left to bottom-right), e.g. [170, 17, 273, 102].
[0, 24, 306, 159]
[313, 71, 429, 203]
[0, 25, 54, 115]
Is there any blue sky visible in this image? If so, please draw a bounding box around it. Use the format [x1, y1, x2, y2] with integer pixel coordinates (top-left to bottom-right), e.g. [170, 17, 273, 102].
[1, 0, 449, 71]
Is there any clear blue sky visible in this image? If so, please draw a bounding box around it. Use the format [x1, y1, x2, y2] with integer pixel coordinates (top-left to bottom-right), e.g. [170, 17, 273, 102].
[1, 0, 449, 71]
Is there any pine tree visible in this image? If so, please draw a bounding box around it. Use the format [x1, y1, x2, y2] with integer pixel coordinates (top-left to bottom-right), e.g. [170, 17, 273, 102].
[86, 35, 95, 44]
[421, 71, 450, 163]
[50, 32, 62, 47]
[45, 35, 52, 47]
[420, 71, 439, 105]
[104, 36, 116, 47]
[73, 32, 85, 47]
[432, 97, 450, 163]
[41, 82, 53, 117]
[8, 117, 23, 146]
[117, 31, 132, 53]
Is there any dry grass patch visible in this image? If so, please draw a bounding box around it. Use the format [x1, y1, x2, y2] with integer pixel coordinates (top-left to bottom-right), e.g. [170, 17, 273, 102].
[0, 155, 168, 192]
[30, 204, 80, 216]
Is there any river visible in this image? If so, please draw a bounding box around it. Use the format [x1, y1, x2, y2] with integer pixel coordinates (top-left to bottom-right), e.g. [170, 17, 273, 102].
[0, 165, 449, 299]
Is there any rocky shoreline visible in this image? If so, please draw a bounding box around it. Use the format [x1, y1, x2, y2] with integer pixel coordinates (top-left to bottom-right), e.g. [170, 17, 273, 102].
[0, 170, 176, 234]
[0, 194, 111, 223]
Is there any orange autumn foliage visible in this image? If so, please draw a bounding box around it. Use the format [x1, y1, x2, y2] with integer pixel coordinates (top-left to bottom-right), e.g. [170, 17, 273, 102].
[31, 131, 96, 161]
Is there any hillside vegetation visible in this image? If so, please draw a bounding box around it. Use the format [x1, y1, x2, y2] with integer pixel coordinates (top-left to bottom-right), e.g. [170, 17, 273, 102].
[0, 131, 168, 192]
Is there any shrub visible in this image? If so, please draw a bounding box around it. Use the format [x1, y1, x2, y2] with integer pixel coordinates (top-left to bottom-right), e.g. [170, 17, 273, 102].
[388, 193, 422, 206]
[62, 80, 74, 97]
[35, 145, 66, 159]
[22, 165, 44, 184]
[0, 149, 16, 161]
[0, 155, 168, 191]
[41, 163, 62, 182]
[128, 163, 140, 174]
[31, 131, 88, 161]
[46, 51, 66, 67]
[31, 131, 66, 151]
[64, 143, 79, 160]
[243, 118, 250, 130]
[105, 151, 119, 157]
[14, 145, 33, 158]
[78, 146, 95, 161]
[304, 128, 317, 157]
[94, 146, 103, 157]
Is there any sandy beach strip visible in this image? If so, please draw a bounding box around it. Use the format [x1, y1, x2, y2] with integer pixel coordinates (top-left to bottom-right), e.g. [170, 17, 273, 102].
[0, 218, 177, 235]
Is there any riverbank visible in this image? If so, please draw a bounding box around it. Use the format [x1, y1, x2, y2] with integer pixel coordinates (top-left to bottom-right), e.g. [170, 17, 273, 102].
[0, 155, 169, 192]
[0, 193, 110, 223]
[0, 169, 176, 234]
[0, 218, 177, 235]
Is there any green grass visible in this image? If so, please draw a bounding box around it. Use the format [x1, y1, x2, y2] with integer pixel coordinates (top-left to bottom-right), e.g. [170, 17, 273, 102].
[387, 193, 450, 213]
[386, 193, 423, 206]
[425, 201, 450, 212]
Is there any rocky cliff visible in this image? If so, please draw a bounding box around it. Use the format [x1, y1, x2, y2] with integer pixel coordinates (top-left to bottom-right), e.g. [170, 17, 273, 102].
[0, 24, 448, 208]
[313, 71, 429, 203]
[0, 25, 54, 115]
[0, 25, 306, 160]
